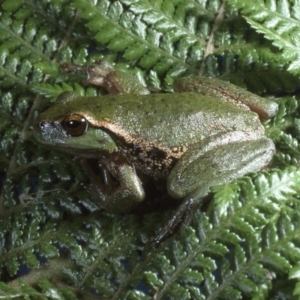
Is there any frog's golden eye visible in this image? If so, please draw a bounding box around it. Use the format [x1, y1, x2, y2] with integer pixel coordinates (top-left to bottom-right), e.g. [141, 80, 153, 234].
[62, 114, 88, 136]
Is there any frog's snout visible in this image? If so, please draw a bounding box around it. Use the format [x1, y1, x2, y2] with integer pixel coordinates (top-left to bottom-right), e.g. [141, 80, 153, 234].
[37, 121, 46, 129]
[33, 120, 51, 140]
[34, 119, 70, 145]
[35, 120, 61, 133]
[34, 120, 53, 132]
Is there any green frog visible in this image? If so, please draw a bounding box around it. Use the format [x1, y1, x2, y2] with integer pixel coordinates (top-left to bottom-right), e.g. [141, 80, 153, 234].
[34, 61, 278, 244]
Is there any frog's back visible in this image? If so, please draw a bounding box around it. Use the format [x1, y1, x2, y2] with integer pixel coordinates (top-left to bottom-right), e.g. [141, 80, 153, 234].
[89, 92, 264, 148]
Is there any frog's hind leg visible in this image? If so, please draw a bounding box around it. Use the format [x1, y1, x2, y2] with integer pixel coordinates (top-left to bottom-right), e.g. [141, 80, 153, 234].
[152, 133, 275, 246]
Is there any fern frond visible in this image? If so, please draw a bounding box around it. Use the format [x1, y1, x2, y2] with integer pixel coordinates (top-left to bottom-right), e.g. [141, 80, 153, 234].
[144, 168, 300, 299]
[72, 0, 214, 77]
[227, 0, 300, 75]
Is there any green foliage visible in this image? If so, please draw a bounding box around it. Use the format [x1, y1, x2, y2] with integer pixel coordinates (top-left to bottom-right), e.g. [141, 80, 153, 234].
[227, 0, 300, 75]
[1, 0, 300, 298]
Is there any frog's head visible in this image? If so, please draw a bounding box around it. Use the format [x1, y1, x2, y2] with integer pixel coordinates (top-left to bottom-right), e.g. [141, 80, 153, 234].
[34, 92, 117, 157]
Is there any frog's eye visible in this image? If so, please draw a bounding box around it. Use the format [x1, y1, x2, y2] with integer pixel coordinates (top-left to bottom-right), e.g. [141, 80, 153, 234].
[62, 114, 88, 136]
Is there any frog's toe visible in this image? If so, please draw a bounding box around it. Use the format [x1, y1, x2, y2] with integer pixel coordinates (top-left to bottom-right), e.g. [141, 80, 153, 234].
[150, 194, 205, 247]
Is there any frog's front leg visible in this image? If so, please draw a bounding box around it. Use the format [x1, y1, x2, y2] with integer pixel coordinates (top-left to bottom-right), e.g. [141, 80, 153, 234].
[81, 156, 145, 213]
[152, 131, 275, 245]
[61, 60, 149, 95]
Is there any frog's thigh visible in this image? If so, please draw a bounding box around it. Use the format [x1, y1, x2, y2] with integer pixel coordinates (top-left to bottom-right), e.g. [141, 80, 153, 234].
[168, 137, 275, 199]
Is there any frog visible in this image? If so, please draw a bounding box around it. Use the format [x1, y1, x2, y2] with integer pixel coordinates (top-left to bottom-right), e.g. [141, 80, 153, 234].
[34, 61, 278, 245]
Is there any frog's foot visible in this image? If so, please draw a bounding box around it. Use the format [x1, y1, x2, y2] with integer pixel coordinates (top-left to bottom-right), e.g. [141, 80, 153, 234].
[150, 194, 204, 247]
[61, 61, 115, 89]
[61, 61, 149, 95]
